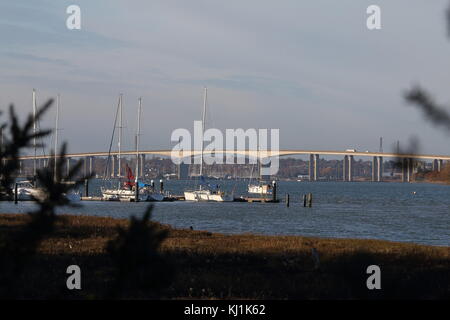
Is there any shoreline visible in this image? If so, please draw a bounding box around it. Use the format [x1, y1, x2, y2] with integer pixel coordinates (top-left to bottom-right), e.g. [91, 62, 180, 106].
[0, 213, 449, 299]
[2, 210, 447, 248]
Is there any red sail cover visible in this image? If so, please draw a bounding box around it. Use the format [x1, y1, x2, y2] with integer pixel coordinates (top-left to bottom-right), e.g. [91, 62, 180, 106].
[124, 164, 135, 188]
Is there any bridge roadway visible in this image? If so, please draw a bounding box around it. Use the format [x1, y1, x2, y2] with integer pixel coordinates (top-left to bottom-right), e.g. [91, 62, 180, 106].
[16, 149, 450, 183]
[16, 149, 450, 161]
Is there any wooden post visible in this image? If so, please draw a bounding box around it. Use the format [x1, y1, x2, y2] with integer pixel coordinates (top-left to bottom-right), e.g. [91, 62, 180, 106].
[272, 181, 277, 202]
[286, 193, 290, 207]
[307, 193, 313, 207]
[14, 183, 18, 204]
[303, 194, 307, 207]
[160, 179, 164, 193]
[84, 179, 89, 197]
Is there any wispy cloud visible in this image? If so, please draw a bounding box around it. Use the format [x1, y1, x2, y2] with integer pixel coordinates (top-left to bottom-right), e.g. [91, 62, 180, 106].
[1, 51, 70, 66]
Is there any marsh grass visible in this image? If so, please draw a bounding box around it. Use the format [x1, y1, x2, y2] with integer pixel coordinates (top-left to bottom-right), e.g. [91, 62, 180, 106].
[0, 213, 448, 299]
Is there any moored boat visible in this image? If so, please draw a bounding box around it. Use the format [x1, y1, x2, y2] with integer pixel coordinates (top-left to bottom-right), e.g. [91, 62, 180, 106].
[183, 87, 233, 202]
[247, 183, 272, 195]
[184, 189, 233, 202]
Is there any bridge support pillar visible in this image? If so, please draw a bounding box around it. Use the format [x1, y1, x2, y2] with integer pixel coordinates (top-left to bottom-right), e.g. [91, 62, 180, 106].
[438, 159, 443, 172]
[348, 155, 354, 182]
[66, 158, 70, 177]
[313, 154, 319, 181]
[19, 160, 23, 175]
[377, 156, 383, 182]
[83, 157, 88, 177]
[412, 160, 419, 174]
[406, 158, 412, 182]
[372, 156, 378, 182]
[118, 155, 121, 178]
[343, 155, 348, 181]
[111, 155, 117, 178]
[401, 159, 406, 182]
[178, 162, 189, 180]
[140, 154, 145, 178]
[308, 154, 314, 181]
[89, 157, 94, 176]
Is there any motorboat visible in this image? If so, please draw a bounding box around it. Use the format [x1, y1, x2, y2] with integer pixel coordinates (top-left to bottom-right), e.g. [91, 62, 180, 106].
[13, 180, 46, 201]
[247, 183, 272, 195]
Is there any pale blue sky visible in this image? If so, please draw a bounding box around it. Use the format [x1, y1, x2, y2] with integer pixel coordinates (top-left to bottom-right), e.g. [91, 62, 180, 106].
[1, 1, 450, 155]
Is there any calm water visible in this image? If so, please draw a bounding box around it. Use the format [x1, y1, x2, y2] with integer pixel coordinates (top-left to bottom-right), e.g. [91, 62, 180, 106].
[1, 180, 449, 246]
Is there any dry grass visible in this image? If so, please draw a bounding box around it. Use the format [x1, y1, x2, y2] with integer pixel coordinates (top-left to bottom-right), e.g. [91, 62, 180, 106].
[0, 213, 448, 299]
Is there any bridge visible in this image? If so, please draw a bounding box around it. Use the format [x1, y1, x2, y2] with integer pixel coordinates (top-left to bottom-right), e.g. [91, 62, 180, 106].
[16, 149, 450, 183]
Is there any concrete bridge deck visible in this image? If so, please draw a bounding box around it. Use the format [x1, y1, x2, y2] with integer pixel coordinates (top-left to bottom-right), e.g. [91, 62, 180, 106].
[16, 149, 450, 161]
[15, 149, 449, 183]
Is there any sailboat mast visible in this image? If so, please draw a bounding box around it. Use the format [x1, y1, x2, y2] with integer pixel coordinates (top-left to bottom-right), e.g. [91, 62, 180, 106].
[54, 94, 60, 181]
[32, 89, 37, 176]
[257, 140, 261, 180]
[135, 97, 142, 182]
[199, 87, 207, 177]
[118, 94, 123, 177]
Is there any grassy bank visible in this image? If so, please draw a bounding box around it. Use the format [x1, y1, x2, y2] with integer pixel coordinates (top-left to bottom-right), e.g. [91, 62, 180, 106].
[0, 213, 448, 299]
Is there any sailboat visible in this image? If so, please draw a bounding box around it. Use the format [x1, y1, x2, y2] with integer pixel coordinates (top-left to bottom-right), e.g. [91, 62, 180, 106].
[102, 164, 148, 201]
[54, 94, 81, 201]
[101, 94, 123, 200]
[101, 95, 144, 201]
[247, 143, 272, 195]
[183, 87, 234, 202]
[101, 97, 163, 201]
[13, 89, 46, 201]
[133, 97, 164, 201]
[13, 91, 80, 201]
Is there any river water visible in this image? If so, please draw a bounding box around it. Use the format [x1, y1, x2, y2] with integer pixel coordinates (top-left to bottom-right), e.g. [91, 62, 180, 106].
[1, 179, 449, 246]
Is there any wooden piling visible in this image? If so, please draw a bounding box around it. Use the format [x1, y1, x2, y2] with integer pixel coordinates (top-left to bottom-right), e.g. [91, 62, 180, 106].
[14, 183, 18, 204]
[272, 181, 277, 202]
[84, 179, 89, 197]
[307, 193, 313, 207]
[286, 193, 290, 207]
[303, 194, 307, 207]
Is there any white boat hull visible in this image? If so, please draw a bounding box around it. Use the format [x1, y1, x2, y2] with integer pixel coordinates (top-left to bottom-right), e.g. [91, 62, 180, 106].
[14, 187, 46, 201]
[101, 187, 165, 202]
[102, 188, 148, 201]
[184, 190, 233, 202]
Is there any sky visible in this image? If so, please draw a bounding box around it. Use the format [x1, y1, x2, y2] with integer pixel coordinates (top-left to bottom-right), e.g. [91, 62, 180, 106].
[1, 0, 450, 156]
